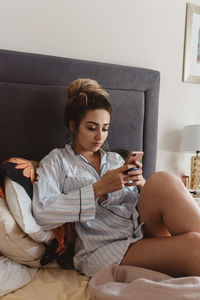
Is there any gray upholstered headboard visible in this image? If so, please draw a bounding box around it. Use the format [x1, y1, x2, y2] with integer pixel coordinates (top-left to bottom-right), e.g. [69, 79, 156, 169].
[0, 49, 160, 179]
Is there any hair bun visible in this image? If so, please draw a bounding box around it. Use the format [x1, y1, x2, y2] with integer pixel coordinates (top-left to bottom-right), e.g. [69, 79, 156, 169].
[67, 78, 108, 100]
[64, 78, 112, 132]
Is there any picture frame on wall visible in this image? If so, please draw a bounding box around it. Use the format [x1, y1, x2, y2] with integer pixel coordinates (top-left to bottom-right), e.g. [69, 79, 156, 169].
[183, 3, 200, 83]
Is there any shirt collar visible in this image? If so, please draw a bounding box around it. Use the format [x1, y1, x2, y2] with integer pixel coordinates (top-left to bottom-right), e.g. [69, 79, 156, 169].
[64, 143, 108, 164]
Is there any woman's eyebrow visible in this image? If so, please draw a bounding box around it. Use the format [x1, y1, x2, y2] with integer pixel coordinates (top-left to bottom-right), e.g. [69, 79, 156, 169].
[86, 121, 110, 126]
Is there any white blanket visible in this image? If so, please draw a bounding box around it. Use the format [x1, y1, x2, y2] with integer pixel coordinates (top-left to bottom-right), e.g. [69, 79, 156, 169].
[89, 265, 200, 300]
[0, 256, 37, 297]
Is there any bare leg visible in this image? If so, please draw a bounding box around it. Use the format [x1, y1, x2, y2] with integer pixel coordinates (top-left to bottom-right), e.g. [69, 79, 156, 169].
[138, 171, 200, 236]
[121, 172, 200, 276]
[121, 232, 200, 277]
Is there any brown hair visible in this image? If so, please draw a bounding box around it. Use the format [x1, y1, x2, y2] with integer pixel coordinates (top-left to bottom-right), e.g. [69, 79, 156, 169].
[64, 78, 112, 131]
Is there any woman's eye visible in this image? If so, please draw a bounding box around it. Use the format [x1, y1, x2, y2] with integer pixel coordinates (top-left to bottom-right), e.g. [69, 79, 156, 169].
[87, 127, 109, 132]
[87, 127, 96, 131]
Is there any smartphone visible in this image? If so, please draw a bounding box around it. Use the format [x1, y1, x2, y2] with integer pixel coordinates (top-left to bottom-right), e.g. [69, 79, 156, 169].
[124, 151, 144, 173]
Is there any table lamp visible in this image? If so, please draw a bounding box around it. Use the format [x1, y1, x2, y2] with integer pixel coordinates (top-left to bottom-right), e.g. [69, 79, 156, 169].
[181, 124, 200, 190]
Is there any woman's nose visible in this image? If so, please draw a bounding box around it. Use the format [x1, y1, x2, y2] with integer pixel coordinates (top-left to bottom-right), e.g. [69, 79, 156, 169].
[95, 129, 102, 140]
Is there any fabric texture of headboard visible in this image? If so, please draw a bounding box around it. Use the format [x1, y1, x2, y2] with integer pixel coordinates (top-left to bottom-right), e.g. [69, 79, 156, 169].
[0, 49, 160, 179]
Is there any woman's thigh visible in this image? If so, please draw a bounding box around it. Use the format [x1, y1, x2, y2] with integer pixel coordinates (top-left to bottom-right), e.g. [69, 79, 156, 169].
[120, 232, 200, 277]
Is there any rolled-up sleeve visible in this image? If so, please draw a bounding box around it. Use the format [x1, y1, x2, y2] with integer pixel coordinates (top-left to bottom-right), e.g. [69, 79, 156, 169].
[33, 150, 96, 230]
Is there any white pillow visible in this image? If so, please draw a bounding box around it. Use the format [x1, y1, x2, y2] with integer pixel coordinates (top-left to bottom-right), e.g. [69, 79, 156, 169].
[0, 196, 44, 267]
[5, 177, 52, 243]
[0, 255, 37, 297]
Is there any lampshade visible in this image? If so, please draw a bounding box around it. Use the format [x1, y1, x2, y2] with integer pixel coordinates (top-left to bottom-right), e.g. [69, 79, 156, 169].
[181, 124, 200, 152]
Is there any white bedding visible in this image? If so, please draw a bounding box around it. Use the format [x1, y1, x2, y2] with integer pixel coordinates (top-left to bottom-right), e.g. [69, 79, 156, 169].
[0, 256, 37, 297]
[1, 268, 89, 300]
[89, 265, 200, 300]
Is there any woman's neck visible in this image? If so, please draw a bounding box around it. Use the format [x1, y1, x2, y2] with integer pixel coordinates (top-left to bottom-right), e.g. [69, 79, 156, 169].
[86, 151, 101, 173]
[72, 144, 101, 172]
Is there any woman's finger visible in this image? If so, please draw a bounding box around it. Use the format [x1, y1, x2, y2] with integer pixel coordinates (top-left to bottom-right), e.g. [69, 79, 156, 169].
[126, 169, 142, 178]
[133, 160, 143, 169]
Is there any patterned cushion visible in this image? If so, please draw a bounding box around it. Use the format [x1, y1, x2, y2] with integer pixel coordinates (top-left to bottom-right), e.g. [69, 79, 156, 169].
[0, 157, 76, 268]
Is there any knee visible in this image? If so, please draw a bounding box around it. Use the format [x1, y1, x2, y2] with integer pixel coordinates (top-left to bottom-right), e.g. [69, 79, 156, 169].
[140, 171, 185, 207]
[147, 171, 180, 182]
[145, 171, 182, 188]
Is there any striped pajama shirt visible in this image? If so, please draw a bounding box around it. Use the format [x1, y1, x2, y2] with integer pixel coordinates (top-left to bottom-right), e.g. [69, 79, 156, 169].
[33, 144, 143, 277]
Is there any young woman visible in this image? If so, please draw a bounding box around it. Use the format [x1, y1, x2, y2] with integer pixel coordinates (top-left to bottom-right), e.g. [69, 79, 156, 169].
[33, 78, 200, 278]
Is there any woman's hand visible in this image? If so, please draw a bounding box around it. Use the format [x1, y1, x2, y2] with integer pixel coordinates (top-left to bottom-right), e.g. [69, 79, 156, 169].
[93, 164, 136, 199]
[125, 160, 146, 190]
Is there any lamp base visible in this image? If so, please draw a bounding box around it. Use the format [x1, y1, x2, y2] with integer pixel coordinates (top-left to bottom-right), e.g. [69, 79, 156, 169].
[190, 153, 200, 190]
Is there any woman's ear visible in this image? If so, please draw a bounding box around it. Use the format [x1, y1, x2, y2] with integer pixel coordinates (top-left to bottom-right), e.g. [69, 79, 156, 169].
[69, 120, 76, 133]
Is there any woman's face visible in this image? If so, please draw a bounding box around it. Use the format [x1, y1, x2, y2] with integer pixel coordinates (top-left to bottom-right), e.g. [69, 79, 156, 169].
[71, 109, 110, 155]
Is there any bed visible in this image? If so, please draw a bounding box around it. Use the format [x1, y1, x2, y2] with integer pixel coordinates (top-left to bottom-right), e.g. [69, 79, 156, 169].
[0, 49, 162, 299]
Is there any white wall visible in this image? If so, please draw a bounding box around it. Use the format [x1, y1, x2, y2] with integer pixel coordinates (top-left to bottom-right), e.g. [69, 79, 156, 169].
[0, 0, 200, 177]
